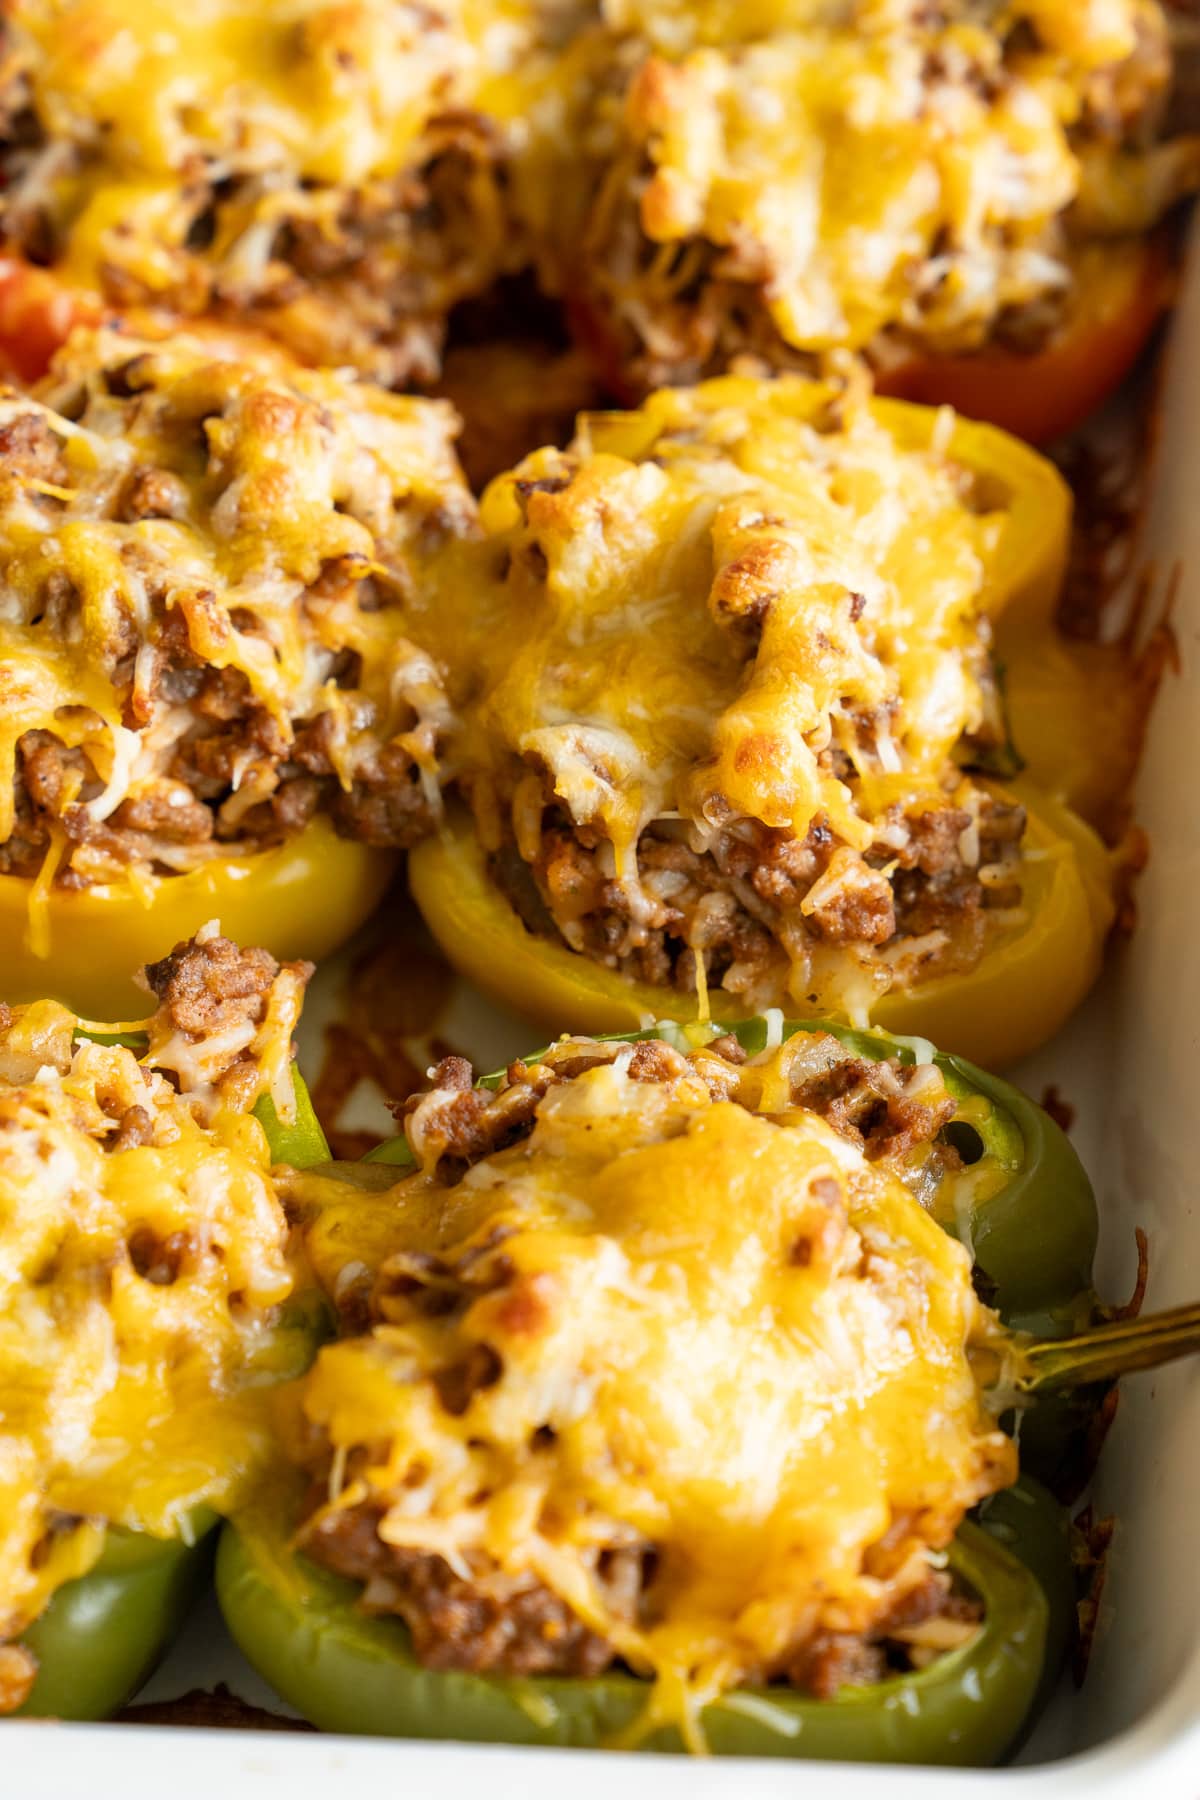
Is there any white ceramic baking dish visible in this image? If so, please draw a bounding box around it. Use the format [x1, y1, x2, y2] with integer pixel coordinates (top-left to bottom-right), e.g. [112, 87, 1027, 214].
[7, 216, 1199, 1798]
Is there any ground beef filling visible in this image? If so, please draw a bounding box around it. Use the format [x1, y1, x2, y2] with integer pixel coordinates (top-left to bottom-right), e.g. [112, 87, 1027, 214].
[142, 932, 281, 1035]
[228, 122, 514, 389]
[0, 87, 512, 388]
[0, 393, 448, 888]
[580, 201, 829, 395]
[139, 927, 312, 1119]
[579, 4, 1180, 396]
[298, 1033, 979, 1691]
[301, 1495, 980, 1692]
[492, 791, 1025, 1012]
[393, 1035, 962, 1190]
[2, 701, 434, 886]
[301, 1499, 645, 1679]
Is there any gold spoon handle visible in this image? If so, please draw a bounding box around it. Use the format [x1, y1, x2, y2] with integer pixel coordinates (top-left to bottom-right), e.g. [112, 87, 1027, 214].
[1020, 1303, 1200, 1392]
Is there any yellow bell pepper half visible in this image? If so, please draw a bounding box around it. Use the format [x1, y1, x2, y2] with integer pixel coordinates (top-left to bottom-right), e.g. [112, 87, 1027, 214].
[0, 816, 396, 1017]
[997, 620, 1164, 833]
[407, 784, 1114, 1072]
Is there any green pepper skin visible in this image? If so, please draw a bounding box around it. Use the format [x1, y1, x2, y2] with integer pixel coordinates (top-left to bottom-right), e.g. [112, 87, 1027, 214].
[937, 1056, 1096, 1339]
[253, 1072, 331, 1171]
[977, 1476, 1075, 1722]
[228, 1035, 1078, 1759]
[7, 1060, 330, 1719]
[366, 1017, 1098, 1336]
[216, 1498, 1048, 1764]
[16, 1522, 215, 1720]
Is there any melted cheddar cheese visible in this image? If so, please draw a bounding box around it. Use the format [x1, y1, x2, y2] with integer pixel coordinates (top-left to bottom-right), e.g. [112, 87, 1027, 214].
[0, 325, 475, 893]
[286, 1039, 1015, 1743]
[418, 374, 1036, 1016]
[571, 0, 1197, 381]
[6, 0, 564, 184]
[17, 0, 468, 195]
[2, 1, 1192, 391]
[457, 376, 1008, 856]
[0, 941, 307, 1652]
[0, 0, 589, 377]
[606, 0, 1153, 66]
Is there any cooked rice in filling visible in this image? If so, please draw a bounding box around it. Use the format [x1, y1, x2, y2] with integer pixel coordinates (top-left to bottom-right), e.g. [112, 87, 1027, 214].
[495, 781, 1025, 1015]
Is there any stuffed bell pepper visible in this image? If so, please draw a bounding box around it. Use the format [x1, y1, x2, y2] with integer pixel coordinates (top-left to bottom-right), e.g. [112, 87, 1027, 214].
[561, 0, 1200, 439]
[0, 323, 478, 1016]
[215, 1017, 1153, 1760]
[0, 0, 576, 388]
[407, 374, 1114, 1067]
[0, 0, 1193, 443]
[0, 924, 331, 1719]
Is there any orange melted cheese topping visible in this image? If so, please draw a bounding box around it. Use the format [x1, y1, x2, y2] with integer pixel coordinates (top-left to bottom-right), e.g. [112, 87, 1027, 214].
[583, 0, 1197, 361]
[459, 377, 1008, 853]
[421, 374, 1043, 1013]
[15, 0, 466, 193]
[0, 325, 475, 889]
[2, 1, 1195, 387]
[607, 0, 1154, 56]
[289, 1040, 1015, 1740]
[0, 0, 584, 370]
[0, 955, 305, 1644]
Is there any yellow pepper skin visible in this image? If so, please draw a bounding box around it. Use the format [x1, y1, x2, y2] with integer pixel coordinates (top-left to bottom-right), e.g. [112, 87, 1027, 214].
[998, 625, 1156, 832]
[0, 816, 395, 1016]
[407, 783, 1113, 1071]
[849, 398, 1072, 632]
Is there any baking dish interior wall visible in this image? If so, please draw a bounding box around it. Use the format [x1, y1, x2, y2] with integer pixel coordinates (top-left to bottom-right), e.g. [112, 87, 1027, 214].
[1061, 212, 1200, 1754]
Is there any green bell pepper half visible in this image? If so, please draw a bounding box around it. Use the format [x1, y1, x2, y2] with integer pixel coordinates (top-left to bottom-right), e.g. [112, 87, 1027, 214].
[218, 1029, 1081, 1759]
[7, 1056, 331, 1721]
[16, 1516, 216, 1721]
[216, 1476, 1059, 1764]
